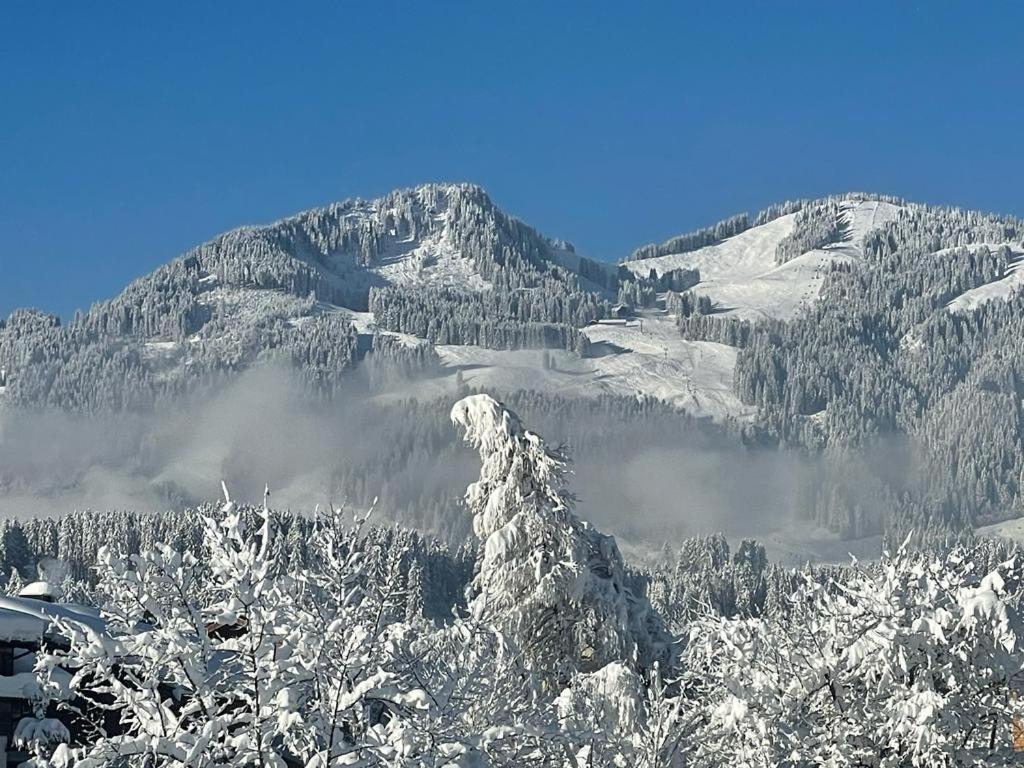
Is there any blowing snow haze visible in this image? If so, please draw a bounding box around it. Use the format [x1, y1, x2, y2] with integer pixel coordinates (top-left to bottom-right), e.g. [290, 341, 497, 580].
[1, 183, 1024, 559]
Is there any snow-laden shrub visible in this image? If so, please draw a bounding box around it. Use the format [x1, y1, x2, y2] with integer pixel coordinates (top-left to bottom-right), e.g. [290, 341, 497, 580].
[33, 504, 445, 766]
[30, 503, 585, 765]
[13, 716, 70, 765]
[681, 542, 1024, 767]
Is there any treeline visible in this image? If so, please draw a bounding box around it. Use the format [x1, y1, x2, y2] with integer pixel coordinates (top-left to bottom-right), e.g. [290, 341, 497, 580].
[617, 268, 701, 310]
[0, 304, 369, 411]
[628, 213, 750, 262]
[0, 506, 474, 624]
[626, 192, 907, 263]
[773, 198, 849, 264]
[7, 498, 1022, 655]
[7, 499, 1018, 639]
[665, 288, 758, 346]
[368, 281, 601, 351]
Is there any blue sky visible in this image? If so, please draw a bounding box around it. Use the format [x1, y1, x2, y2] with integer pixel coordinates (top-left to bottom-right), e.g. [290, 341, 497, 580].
[2, 2, 1023, 318]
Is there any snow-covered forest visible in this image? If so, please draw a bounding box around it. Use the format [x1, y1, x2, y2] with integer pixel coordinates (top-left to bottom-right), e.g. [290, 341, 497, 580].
[5, 185, 1024, 545]
[4, 394, 1024, 766]
[5, 185, 1024, 764]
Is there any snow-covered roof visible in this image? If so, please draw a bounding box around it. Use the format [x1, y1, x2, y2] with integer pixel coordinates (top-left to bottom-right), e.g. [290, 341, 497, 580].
[0, 606, 48, 644]
[18, 581, 60, 601]
[0, 595, 107, 642]
[0, 669, 72, 701]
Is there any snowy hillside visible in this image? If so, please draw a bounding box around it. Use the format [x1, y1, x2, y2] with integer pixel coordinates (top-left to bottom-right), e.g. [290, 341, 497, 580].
[384, 311, 750, 420]
[180, 181, 570, 305]
[369, 230, 492, 292]
[623, 199, 902, 321]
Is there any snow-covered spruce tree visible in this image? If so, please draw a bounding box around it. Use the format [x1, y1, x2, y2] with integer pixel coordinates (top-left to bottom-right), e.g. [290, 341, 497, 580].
[450, 393, 673, 684]
[681, 542, 1024, 767]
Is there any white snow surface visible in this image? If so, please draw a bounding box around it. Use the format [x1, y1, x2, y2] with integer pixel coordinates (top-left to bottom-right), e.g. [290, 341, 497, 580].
[326, 307, 424, 348]
[977, 516, 1024, 543]
[623, 200, 902, 322]
[944, 244, 1024, 312]
[0, 595, 107, 637]
[390, 310, 752, 420]
[370, 228, 492, 292]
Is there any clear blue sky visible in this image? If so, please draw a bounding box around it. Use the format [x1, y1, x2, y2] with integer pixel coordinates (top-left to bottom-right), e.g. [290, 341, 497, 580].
[2, 2, 1023, 318]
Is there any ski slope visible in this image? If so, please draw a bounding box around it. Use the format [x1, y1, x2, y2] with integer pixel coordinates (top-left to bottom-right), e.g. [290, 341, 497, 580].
[382, 311, 752, 420]
[976, 516, 1024, 542]
[623, 200, 902, 322]
[579, 312, 747, 418]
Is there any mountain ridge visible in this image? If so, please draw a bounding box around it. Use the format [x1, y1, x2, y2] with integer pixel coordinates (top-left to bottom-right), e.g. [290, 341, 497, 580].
[6, 183, 1024, 540]
[7, 184, 1024, 327]
[4, 184, 1024, 415]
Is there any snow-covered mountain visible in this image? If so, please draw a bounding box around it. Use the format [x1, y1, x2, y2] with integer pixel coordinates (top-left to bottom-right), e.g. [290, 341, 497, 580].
[0, 183, 615, 412]
[4, 184, 1024, 540]
[1, 185, 1016, 418]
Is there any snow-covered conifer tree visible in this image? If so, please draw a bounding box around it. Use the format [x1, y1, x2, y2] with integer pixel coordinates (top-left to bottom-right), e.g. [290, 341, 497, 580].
[450, 393, 672, 684]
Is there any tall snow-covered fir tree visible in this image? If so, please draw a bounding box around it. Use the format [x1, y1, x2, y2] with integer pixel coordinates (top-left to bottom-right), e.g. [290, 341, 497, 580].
[450, 393, 673, 683]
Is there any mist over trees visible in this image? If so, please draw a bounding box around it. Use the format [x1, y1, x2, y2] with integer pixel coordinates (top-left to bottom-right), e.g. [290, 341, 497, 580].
[722, 206, 1024, 536]
[5, 184, 1024, 546]
[8, 396, 1024, 766]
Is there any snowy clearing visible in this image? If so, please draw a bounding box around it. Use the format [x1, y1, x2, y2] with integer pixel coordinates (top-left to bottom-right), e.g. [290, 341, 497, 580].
[326, 307, 424, 348]
[976, 516, 1024, 542]
[369, 228, 492, 292]
[757, 529, 883, 567]
[623, 200, 902, 322]
[381, 310, 752, 420]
